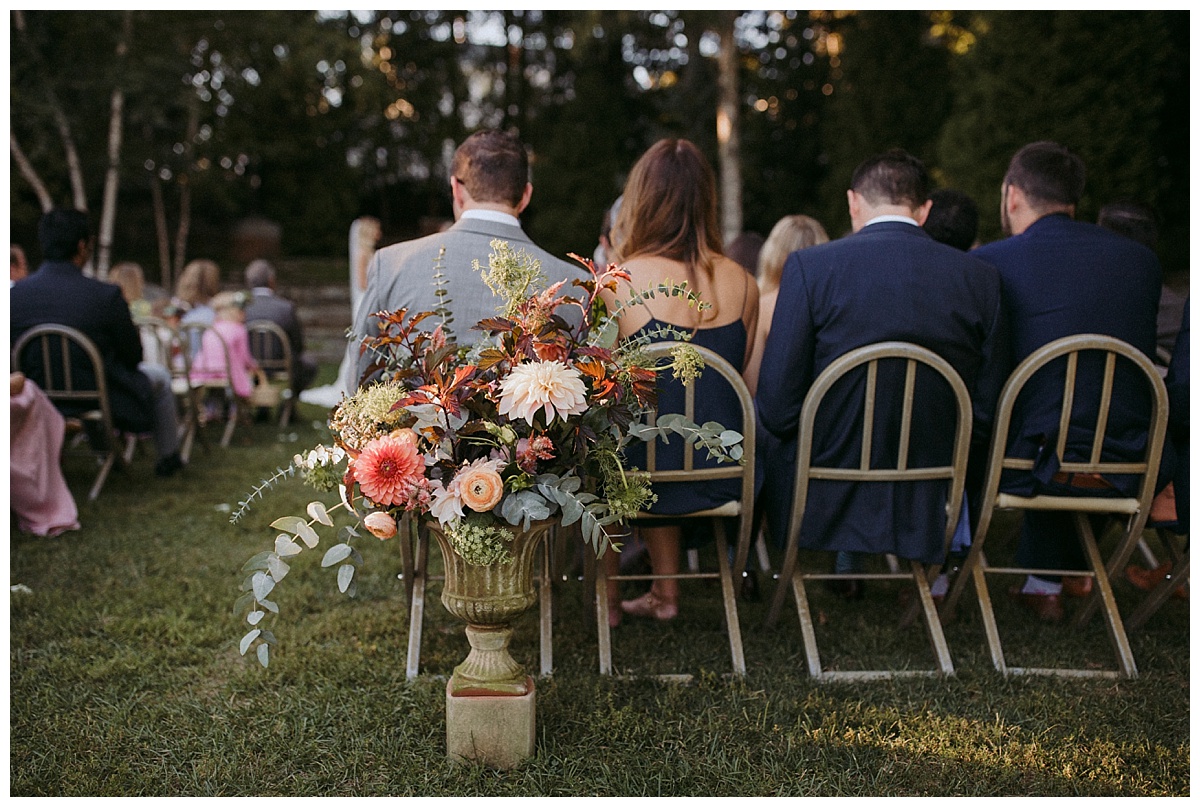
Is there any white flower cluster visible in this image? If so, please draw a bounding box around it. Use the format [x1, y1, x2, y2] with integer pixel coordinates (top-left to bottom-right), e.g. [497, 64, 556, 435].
[293, 444, 346, 470]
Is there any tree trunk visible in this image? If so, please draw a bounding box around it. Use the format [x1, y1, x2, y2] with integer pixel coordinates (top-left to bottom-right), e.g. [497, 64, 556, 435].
[96, 11, 132, 278]
[172, 97, 200, 275]
[10, 133, 53, 212]
[716, 11, 743, 246]
[150, 171, 172, 291]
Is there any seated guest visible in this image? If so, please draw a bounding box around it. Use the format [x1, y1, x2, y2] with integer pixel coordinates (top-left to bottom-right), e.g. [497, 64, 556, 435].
[108, 261, 154, 320]
[600, 138, 760, 626]
[756, 149, 1006, 594]
[189, 291, 259, 399]
[11, 244, 29, 286]
[972, 141, 1164, 621]
[744, 214, 829, 393]
[243, 259, 318, 397]
[923, 188, 980, 251]
[11, 372, 80, 537]
[11, 209, 184, 477]
[174, 259, 222, 355]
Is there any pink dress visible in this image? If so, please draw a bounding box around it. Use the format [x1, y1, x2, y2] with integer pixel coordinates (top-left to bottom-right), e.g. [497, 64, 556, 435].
[10, 379, 80, 537]
[189, 320, 257, 398]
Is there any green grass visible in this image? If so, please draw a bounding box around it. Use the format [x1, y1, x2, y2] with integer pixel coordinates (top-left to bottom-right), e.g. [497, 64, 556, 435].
[10, 377, 1190, 795]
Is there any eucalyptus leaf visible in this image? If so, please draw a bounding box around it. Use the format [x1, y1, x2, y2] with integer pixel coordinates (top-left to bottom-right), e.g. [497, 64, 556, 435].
[258, 598, 279, 614]
[719, 430, 743, 447]
[260, 630, 277, 646]
[307, 501, 334, 526]
[240, 551, 273, 573]
[247, 610, 265, 626]
[232, 591, 254, 617]
[267, 555, 290, 581]
[251, 571, 275, 600]
[322, 543, 353, 567]
[337, 564, 355, 593]
[256, 643, 269, 668]
[295, 521, 320, 548]
[269, 515, 307, 535]
[274, 534, 303, 557]
[239, 628, 261, 655]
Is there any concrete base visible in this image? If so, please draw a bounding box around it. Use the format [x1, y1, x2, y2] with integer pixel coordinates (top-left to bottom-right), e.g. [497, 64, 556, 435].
[445, 676, 536, 769]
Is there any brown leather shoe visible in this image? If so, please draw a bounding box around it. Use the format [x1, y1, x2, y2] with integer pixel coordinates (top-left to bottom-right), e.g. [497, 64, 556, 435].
[1008, 586, 1064, 623]
[1126, 563, 1188, 600]
[1061, 575, 1094, 598]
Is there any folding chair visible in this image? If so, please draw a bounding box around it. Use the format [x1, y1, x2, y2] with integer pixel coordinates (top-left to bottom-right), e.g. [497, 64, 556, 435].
[764, 342, 968, 681]
[135, 316, 202, 462]
[246, 319, 296, 427]
[940, 334, 1168, 678]
[594, 342, 756, 679]
[11, 324, 132, 502]
[399, 516, 559, 680]
[179, 322, 240, 448]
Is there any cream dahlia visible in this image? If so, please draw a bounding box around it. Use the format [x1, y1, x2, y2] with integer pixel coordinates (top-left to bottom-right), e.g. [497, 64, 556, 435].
[497, 360, 588, 426]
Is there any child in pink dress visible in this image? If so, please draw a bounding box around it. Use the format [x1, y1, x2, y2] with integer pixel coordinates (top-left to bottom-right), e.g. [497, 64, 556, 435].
[188, 291, 258, 398]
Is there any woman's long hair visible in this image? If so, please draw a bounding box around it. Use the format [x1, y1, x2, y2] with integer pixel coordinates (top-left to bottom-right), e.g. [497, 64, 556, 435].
[611, 138, 724, 321]
[756, 215, 829, 294]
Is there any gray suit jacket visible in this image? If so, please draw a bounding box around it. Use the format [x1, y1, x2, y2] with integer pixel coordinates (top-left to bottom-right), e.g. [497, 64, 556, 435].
[347, 216, 587, 390]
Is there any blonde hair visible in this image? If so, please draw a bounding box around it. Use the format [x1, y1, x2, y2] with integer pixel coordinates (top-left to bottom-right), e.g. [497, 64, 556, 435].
[210, 291, 246, 320]
[756, 215, 829, 294]
[175, 259, 222, 306]
[611, 138, 723, 320]
[108, 261, 145, 304]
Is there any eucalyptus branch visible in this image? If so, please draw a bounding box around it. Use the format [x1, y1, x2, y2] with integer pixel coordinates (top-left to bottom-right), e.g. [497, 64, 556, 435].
[229, 464, 298, 524]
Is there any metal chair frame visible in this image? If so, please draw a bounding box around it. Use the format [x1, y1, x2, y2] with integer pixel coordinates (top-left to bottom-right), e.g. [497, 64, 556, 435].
[940, 334, 1168, 679]
[12, 324, 131, 502]
[398, 516, 558, 681]
[765, 342, 969, 681]
[246, 319, 296, 427]
[594, 342, 756, 679]
[135, 316, 203, 462]
[179, 322, 240, 448]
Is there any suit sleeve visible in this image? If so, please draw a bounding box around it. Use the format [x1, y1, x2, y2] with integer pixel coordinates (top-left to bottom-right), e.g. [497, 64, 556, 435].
[755, 252, 816, 440]
[970, 278, 1011, 446]
[107, 286, 144, 370]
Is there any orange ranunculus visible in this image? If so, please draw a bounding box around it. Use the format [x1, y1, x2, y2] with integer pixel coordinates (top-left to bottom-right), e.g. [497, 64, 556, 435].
[363, 511, 398, 540]
[354, 433, 424, 506]
[458, 465, 504, 512]
[390, 427, 419, 447]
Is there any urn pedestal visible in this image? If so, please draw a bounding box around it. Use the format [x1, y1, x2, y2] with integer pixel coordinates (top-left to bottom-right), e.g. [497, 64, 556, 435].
[427, 519, 552, 768]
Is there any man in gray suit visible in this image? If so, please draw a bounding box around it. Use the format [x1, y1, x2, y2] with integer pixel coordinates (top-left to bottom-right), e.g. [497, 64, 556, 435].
[244, 259, 319, 396]
[346, 129, 586, 391]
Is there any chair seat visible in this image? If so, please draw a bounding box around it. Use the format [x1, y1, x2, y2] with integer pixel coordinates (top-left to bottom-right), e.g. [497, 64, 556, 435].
[636, 500, 742, 519]
[996, 493, 1141, 515]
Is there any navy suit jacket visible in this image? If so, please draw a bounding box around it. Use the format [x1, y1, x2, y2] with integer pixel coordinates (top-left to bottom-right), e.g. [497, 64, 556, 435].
[11, 261, 154, 431]
[971, 214, 1162, 496]
[756, 221, 1007, 563]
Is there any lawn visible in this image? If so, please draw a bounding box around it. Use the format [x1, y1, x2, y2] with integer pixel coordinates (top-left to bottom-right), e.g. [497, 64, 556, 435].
[9, 383, 1190, 796]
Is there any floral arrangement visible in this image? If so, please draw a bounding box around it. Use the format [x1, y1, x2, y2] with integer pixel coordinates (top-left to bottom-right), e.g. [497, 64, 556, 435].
[232, 240, 744, 667]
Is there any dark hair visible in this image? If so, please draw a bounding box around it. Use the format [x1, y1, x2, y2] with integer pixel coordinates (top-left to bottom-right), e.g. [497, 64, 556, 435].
[849, 148, 930, 208]
[38, 209, 90, 261]
[1098, 200, 1159, 250]
[1004, 141, 1085, 210]
[923, 189, 980, 251]
[451, 130, 529, 207]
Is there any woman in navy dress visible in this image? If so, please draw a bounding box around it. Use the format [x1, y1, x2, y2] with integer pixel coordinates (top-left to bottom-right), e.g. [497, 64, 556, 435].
[601, 138, 759, 627]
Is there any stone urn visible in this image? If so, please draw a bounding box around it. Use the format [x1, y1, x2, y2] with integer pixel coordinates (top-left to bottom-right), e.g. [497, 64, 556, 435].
[425, 519, 553, 696]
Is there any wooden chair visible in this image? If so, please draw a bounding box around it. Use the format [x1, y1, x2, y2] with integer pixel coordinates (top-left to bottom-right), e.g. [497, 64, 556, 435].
[246, 319, 295, 427]
[594, 342, 756, 679]
[135, 316, 202, 462]
[398, 516, 558, 681]
[940, 334, 1168, 679]
[11, 324, 132, 502]
[179, 322, 240, 448]
[765, 342, 969, 681]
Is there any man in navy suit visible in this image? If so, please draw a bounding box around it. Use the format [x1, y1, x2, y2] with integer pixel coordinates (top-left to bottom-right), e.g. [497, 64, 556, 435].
[11, 209, 184, 477]
[971, 141, 1164, 621]
[756, 149, 1007, 593]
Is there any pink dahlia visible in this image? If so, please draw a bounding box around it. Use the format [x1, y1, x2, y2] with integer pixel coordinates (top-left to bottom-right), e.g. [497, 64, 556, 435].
[354, 433, 424, 506]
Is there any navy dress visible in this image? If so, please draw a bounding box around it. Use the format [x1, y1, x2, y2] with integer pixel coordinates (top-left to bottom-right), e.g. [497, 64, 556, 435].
[622, 316, 749, 517]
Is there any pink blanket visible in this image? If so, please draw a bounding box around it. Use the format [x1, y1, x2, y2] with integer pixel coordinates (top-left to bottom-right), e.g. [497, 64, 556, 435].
[10, 379, 80, 537]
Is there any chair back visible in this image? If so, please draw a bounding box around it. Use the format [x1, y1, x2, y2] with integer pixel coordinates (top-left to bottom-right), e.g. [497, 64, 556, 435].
[791, 341, 973, 562]
[246, 319, 293, 380]
[979, 333, 1168, 521]
[12, 324, 114, 416]
[179, 322, 233, 387]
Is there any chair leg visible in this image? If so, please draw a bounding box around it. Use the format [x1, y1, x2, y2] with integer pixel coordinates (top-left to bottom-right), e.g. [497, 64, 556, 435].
[220, 398, 237, 448]
[88, 451, 118, 502]
[713, 523, 746, 676]
[791, 570, 824, 679]
[1071, 514, 1138, 679]
[911, 561, 954, 675]
[595, 548, 613, 675]
[539, 530, 554, 677]
[971, 555, 1008, 674]
[405, 528, 428, 681]
[766, 532, 802, 628]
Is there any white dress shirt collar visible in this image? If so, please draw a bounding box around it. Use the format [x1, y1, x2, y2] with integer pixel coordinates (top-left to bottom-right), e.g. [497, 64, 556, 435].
[460, 208, 521, 228]
[863, 214, 921, 228]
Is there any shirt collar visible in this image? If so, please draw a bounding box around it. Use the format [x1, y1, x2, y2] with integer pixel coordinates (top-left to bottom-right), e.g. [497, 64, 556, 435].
[251, 287, 273, 297]
[863, 214, 921, 228]
[461, 208, 521, 228]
